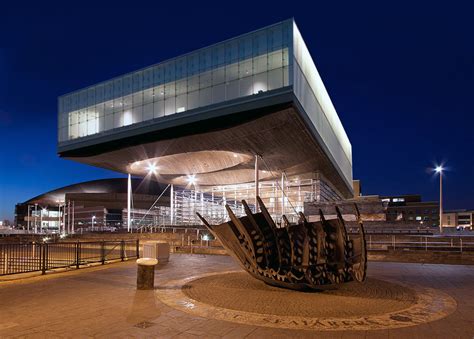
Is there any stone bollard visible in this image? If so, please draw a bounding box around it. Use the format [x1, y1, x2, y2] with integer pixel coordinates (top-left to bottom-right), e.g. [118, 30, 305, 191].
[136, 258, 158, 290]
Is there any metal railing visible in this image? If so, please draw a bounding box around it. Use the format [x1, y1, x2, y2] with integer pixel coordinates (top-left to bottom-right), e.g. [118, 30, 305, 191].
[0, 240, 139, 276]
[366, 235, 474, 252]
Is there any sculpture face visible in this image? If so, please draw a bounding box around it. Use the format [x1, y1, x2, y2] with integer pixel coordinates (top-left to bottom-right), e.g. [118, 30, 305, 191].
[197, 197, 367, 290]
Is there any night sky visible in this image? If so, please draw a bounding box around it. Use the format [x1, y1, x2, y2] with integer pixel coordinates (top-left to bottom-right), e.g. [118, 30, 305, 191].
[1, 1, 473, 221]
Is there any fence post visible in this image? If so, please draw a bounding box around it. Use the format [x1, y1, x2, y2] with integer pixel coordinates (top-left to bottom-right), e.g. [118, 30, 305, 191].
[136, 239, 140, 258]
[41, 243, 47, 275]
[121, 240, 125, 261]
[101, 241, 105, 265]
[76, 242, 80, 269]
[425, 237, 428, 251]
[392, 235, 395, 250]
[460, 238, 463, 253]
[369, 235, 372, 250]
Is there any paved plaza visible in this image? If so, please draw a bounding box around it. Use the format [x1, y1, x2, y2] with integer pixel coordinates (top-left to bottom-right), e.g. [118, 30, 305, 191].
[0, 254, 473, 338]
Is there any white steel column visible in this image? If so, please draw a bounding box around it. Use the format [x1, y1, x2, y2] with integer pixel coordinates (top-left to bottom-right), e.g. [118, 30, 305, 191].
[34, 204, 38, 233]
[127, 174, 132, 232]
[72, 201, 75, 234]
[67, 200, 71, 234]
[255, 155, 259, 212]
[281, 173, 285, 215]
[63, 204, 66, 234]
[58, 204, 61, 233]
[170, 184, 174, 225]
[27, 205, 31, 233]
[439, 171, 443, 234]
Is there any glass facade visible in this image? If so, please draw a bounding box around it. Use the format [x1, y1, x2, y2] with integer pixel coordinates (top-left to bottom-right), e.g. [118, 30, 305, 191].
[292, 22, 352, 185]
[58, 19, 352, 188]
[58, 20, 292, 143]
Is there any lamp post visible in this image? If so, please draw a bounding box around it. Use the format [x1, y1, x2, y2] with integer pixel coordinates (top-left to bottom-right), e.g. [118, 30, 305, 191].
[92, 215, 96, 231]
[435, 166, 444, 234]
[34, 203, 38, 233]
[41, 208, 47, 233]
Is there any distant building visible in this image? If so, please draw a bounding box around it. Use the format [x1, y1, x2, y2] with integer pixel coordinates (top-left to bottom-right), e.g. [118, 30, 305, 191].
[353, 180, 362, 198]
[15, 178, 170, 232]
[381, 195, 439, 227]
[442, 210, 473, 229]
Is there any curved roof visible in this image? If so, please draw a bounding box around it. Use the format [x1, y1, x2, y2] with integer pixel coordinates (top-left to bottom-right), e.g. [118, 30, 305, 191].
[23, 178, 169, 205]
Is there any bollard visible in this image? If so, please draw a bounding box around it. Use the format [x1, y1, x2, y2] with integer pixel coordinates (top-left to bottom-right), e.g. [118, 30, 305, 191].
[136, 258, 158, 290]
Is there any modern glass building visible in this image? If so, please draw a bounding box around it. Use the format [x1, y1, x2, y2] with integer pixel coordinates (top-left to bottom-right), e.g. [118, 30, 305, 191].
[58, 19, 353, 225]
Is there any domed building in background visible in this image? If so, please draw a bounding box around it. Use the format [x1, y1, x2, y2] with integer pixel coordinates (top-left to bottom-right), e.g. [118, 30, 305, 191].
[15, 178, 170, 233]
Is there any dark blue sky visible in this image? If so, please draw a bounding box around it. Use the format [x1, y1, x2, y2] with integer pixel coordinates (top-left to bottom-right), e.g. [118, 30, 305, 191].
[1, 1, 473, 220]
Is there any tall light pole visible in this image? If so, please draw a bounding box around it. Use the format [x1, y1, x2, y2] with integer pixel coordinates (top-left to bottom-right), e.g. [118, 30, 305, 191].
[127, 173, 132, 233]
[435, 166, 444, 234]
[34, 203, 38, 233]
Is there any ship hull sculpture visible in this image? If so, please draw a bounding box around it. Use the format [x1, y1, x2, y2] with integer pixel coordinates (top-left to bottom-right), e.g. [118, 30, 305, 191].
[197, 197, 367, 290]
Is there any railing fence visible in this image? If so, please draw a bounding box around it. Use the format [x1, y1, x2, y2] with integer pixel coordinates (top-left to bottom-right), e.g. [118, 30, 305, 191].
[0, 240, 139, 276]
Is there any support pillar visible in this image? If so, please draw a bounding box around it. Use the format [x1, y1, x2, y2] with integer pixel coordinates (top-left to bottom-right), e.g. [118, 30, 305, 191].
[255, 155, 259, 212]
[170, 184, 174, 225]
[72, 201, 75, 234]
[127, 173, 131, 232]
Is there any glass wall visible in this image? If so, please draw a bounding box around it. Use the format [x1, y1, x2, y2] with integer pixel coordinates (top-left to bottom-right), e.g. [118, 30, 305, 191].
[292, 22, 353, 187]
[58, 20, 293, 143]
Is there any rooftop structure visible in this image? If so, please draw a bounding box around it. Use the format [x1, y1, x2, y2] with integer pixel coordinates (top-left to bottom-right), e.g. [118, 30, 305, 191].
[57, 19, 353, 223]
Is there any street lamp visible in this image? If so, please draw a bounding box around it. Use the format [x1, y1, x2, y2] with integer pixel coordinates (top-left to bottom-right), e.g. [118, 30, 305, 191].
[41, 208, 47, 233]
[34, 203, 38, 233]
[92, 215, 96, 231]
[434, 165, 444, 234]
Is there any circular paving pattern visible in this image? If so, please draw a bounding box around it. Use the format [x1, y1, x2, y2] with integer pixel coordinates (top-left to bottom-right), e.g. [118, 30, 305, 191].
[156, 271, 457, 331]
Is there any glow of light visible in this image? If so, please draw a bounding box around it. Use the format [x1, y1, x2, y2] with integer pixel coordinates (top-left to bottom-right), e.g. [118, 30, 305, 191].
[202, 234, 210, 241]
[146, 163, 157, 174]
[435, 165, 443, 173]
[233, 153, 238, 158]
[187, 175, 196, 185]
[42, 237, 50, 242]
[60, 234, 66, 239]
[123, 111, 132, 126]
[92, 215, 96, 220]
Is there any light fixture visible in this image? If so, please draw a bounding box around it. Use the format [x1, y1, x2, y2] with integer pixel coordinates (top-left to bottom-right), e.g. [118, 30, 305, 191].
[435, 165, 443, 173]
[146, 163, 157, 174]
[187, 174, 196, 185]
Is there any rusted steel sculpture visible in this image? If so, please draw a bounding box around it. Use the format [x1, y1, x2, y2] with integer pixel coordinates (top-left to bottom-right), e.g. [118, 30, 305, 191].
[197, 196, 367, 290]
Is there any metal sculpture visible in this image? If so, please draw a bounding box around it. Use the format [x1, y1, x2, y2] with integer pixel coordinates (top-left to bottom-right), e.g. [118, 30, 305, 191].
[197, 196, 367, 290]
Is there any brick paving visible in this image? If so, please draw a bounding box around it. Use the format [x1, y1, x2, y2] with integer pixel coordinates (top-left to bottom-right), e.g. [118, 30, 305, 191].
[0, 254, 473, 338]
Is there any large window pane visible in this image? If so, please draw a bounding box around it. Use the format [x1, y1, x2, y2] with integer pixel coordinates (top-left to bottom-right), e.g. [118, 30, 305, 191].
[268, 68, 283, 90]
[143, 88, 154, 104]
[240, 76, 253, 96]
[268, 50, 283, 70]
[132, 106, 143, 124]
[105, 113, 113, 131]
[239, 60, 253, 78]
[226, 79, 239, 100]
[212, 84, 225, 104]
[187, 91, 199, 110]
[225, 64, 238, 81]
[253, 73, 267, 94]
[200, 71, 212, 89]
[154, 100, 165, 118]
[176, 94, 187, 113]
[212, 67, 225, 85]
[164, 97, 176, 115]
[143, 103, 153, 121]
[199, 88, 212, 107]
